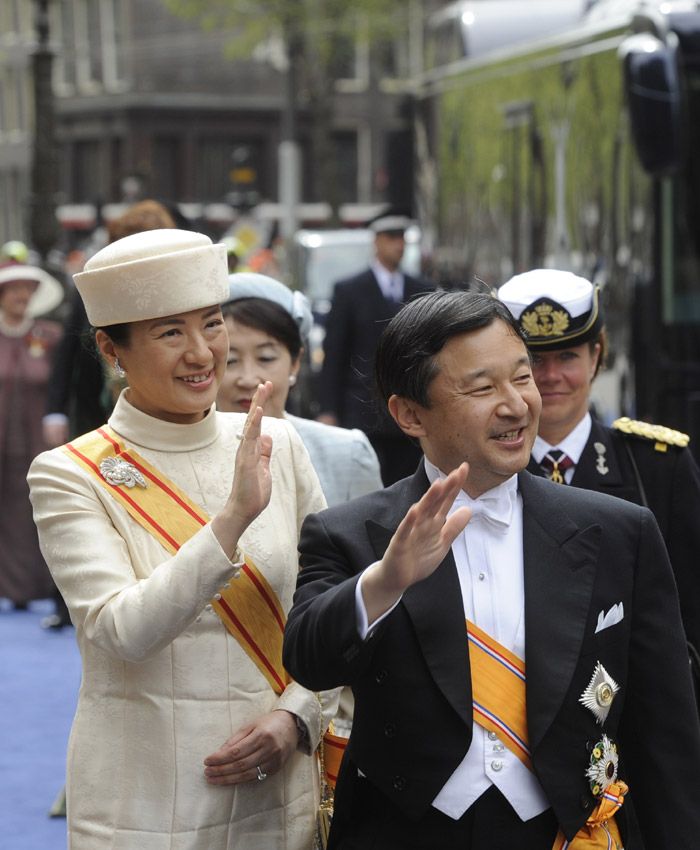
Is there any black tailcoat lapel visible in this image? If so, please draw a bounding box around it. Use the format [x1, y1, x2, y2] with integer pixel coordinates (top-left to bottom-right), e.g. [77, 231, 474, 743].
[360, 468, 602, 748]
[519, 471, 601, 751]
[365, 465, 472, 728]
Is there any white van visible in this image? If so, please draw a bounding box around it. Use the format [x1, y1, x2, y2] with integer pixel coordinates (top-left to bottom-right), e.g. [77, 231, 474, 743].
[290, 226, 422, 373]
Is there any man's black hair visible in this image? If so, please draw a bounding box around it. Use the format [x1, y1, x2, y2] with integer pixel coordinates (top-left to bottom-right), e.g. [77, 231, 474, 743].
[375, 290, 526, 408]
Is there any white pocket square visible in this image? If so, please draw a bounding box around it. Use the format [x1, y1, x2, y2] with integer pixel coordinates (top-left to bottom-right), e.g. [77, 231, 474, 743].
[595, 602, 624, 634]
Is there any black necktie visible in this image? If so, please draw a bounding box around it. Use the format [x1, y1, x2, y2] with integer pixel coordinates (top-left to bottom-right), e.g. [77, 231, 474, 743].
[540, 449, 574, 484]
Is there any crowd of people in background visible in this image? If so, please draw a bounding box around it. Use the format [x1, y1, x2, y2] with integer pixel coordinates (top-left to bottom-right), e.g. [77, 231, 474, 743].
[3, 201, 700, 850]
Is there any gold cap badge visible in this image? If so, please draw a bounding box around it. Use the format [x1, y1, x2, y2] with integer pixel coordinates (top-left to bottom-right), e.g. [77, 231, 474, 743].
[520, 303, 570, 338]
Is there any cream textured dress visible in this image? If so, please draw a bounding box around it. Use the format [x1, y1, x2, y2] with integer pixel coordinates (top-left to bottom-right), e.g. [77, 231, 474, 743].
[28, 392, 333, 850]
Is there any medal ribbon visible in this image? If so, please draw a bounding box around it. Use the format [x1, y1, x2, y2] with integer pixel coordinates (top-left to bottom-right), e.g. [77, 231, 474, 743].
[62, 426, 290, 694]
[551, 781, 627, 850]
[467, 619, 532, 770]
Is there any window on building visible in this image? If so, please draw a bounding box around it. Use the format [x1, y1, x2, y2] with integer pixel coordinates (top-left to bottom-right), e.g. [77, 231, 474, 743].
[0, 69, 8, 133]
[81, 0, 102, 89]
[73, 140, 103, 201]
[2, 67, 19, 133]
[0, 168, 25, 242]
[332, 131, 358, 203]
[101, 0, 127, 90]
[197, 138, 262, 206]
[153, 137, 182, 202]
[53, 0, 77, 91]
[17, 1, 33, 36]
[327, 31, 358, 81]
[331, 20, 370, 92]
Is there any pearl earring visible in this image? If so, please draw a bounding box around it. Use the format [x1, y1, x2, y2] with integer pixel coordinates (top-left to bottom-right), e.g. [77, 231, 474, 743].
[288, 374, 297, 387]
[114, 358, 126, 378]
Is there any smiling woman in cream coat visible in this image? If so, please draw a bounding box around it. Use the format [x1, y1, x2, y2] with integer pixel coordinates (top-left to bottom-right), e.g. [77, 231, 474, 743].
[28, 229, 336, 850]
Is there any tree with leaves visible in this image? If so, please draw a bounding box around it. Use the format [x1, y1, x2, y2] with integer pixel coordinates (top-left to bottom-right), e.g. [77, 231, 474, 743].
[163, 0, 414, 215]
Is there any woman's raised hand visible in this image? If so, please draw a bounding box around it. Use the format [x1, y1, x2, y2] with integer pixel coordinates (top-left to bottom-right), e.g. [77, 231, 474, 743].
[212, 381, 274, 557]
[228, 381, 274, 524]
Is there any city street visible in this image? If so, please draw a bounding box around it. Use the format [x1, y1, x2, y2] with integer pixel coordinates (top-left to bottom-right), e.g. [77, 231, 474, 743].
[0, 601, 80, 850]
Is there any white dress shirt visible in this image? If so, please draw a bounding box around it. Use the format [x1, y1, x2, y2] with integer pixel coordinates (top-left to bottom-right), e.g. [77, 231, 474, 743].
[532, 412, 592, 483]
[355, 461, 549, 821]
[371, 259, 404, 302]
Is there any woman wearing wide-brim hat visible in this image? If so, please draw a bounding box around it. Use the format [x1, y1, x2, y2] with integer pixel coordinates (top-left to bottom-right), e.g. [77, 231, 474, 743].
[28, 229, 337, 850]
[0, 261, 63, 608]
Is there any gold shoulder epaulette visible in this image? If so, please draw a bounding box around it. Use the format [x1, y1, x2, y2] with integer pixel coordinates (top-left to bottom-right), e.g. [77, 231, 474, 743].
[612, 416, 690, 452]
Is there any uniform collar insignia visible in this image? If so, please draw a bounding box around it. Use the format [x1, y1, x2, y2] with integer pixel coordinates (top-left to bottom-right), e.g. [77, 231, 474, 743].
[593, 441, 609, 475]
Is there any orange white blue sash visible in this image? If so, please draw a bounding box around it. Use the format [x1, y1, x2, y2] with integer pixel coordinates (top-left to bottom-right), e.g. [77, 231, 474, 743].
[466, 619, 625, 849]
[467, 618, 532, 770]
[62, 426, 290, 695]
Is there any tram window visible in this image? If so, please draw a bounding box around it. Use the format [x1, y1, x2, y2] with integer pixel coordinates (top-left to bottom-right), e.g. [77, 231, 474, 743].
[660, 67, 700, 324]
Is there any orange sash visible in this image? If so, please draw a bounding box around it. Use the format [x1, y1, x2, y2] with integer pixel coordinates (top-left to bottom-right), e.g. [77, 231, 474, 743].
[466, 620, 625, 849]
[321, 730, 347, 789]
[467, 619, 532, 770]
[63, 426, 290, 693]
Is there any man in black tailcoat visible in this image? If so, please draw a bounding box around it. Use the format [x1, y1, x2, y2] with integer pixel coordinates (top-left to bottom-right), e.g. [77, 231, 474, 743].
[284, 290, 700, 850]
[316, 211, 432, 485]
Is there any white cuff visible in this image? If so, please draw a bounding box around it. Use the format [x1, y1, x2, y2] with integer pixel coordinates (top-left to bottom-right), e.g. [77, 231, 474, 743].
[355, 564, 402, 639]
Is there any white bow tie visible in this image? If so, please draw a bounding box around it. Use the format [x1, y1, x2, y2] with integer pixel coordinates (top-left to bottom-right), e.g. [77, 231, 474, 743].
[453, 487, 515, 528]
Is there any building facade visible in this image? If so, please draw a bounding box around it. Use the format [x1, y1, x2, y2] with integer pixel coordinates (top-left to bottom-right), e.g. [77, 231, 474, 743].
[1, 0, 423, 247]
[0, 2, 35, 243]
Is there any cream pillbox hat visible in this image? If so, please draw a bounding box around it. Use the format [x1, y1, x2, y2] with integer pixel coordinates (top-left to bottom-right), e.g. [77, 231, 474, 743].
[74, 228, 229, 327]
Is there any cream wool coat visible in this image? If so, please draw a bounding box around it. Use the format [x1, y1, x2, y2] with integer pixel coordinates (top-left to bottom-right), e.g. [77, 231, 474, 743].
[28, 392, 334, 850]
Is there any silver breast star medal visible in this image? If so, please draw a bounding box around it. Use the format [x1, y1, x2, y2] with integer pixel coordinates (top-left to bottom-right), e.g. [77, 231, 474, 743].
[594, 442, 609, 475]
[580, 661, 619, 724]
[586, 734, 619, 798]
[99, 456, 147, 489]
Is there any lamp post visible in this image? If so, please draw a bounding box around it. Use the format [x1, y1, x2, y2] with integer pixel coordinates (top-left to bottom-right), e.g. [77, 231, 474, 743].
[29, 0, 59, 260]
[278, 13, 303, 243]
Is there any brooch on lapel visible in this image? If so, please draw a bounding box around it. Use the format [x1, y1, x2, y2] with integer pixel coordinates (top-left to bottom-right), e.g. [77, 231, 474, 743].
[99, 457, 147, 489]
[594, 442, 609, 476]
[586, 734, 619, 797]
[580, 661, 619, 724]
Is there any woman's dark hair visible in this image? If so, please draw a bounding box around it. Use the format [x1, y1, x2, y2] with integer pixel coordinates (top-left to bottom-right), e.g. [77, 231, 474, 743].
[590, 328, 608, 379]
[375, 290, 526, 408]
[222, 298, 303, 359]
[91, 322, 131, 348]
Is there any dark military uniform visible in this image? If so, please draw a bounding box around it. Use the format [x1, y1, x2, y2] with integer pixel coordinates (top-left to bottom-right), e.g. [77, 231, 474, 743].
[529, 416, 700, 657]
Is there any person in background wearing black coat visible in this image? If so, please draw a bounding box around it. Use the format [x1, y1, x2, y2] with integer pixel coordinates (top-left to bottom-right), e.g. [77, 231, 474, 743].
[316, 210, 432, 485]
[499, 269, 700, 672]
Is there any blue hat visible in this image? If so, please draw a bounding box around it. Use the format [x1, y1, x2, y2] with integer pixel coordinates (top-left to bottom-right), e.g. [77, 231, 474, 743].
[227, 272, 313, 340]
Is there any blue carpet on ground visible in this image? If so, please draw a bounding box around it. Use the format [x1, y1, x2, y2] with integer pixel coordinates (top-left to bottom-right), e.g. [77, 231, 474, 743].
[0, 600, 80, 850]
